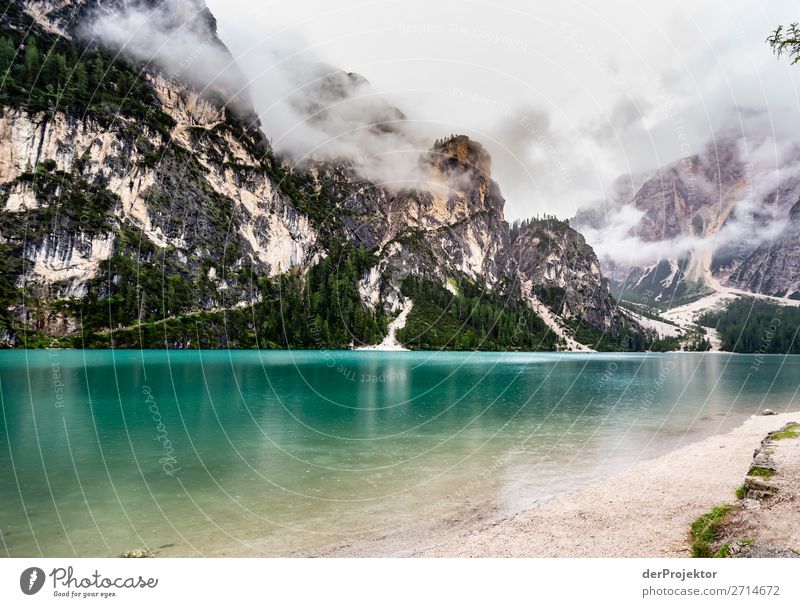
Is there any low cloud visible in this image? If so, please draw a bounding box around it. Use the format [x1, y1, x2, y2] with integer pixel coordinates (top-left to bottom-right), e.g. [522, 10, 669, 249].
[576, 120, 800, 269]
[84, 1, 440, 190]
[579, 202, 788, 269]
[248, 56, 435, 188]
[84, 0, 254, 116]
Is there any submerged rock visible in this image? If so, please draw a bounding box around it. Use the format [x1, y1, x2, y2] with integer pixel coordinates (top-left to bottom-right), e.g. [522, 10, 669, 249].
[120, 548, 155, 558]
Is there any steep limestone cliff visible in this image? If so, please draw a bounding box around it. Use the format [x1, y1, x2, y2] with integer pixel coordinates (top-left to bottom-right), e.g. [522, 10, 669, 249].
[313, 135, 515, 311]
[511, 218, 623, 333]
[0, 0, 644, 351]
[729, 199, 800, 298]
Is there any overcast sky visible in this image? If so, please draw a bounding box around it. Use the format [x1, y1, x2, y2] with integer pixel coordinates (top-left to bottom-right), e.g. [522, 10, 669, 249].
[206, 0, 800, 220]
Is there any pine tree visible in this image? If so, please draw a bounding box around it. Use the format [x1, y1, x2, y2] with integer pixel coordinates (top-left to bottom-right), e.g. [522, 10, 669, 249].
[0, 37, 15, 75]
[54, 54, 68, 91]
[24, 40, 39, 84]
[71, 62, 89, 101]
[89, 56, 105, 88]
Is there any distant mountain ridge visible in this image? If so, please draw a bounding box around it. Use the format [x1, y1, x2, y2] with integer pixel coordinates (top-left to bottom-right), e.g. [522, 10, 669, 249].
[574, 137, 800, 307]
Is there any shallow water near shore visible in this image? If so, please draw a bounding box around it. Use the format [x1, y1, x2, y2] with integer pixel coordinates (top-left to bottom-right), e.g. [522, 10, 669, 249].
[1, 350, 798, 557]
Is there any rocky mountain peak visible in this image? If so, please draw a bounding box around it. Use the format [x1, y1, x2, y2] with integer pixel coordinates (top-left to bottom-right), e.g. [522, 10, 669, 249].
[287, 64, 408, 140]
[510, 217, 627, 336]
[430, 135, 492, 180]
[23, 1, 214, 36]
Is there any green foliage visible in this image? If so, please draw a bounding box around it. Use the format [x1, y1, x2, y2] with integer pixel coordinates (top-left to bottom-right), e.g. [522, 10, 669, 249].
[698, 298, 800, 353]
[509, 215, 570, 240]
[0, 162, 118, 236]
[652, 326, 711, 352]
[0, 242, 23, 334]
[564, 319, 650, 352]
[690, 505, 732, 558]
[773, 423, 800, 441]
[747, 466, 775, 479]
[714, 543, 731, 558]
[261, 157, 350, 246]
[71, 234, 385, 350]
[619, 301, 679, 327]
[768, 23, 800, 64]
[305, 242, 386, 347]
[618, 302, 709, 351]
[682, 328, 712, 352]
[535, 285, 567, 313]
[87, 307, 258, 350]
[396, 276, 558, 351]
[735, 484, 747, 500]
[0, 6, 175, 135]
[71, 224, 199, 334]
[648, 336, 682, 352]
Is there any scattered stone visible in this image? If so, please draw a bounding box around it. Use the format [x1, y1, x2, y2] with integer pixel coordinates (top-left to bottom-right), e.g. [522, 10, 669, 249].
[730, 541, 799, 558]
[742, 441, 779, 500]
[762, 409, 777, 416]
[751, 450, 774, 468]
[120, 548, 155, 558]
[743, 476, 778, 500]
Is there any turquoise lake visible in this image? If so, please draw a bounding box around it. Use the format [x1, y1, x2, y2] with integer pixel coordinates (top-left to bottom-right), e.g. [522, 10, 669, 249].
[1, 350, 798, 557]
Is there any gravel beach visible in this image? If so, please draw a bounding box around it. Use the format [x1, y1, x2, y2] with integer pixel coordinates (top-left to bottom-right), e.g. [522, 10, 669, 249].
[418, 411, 800, 557]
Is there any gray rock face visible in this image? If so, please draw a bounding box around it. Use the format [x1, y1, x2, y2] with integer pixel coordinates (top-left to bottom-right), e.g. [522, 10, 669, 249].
[728, 200, 800, 298]
[306, 135, 517, 312]
[574, 138, 800, 305]
[630, 141, 748, 243]
[510, 219, 625, 333]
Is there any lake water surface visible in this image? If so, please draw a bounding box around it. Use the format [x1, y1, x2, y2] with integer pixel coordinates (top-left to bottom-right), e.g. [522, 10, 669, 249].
[1, 350, 798, 556]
